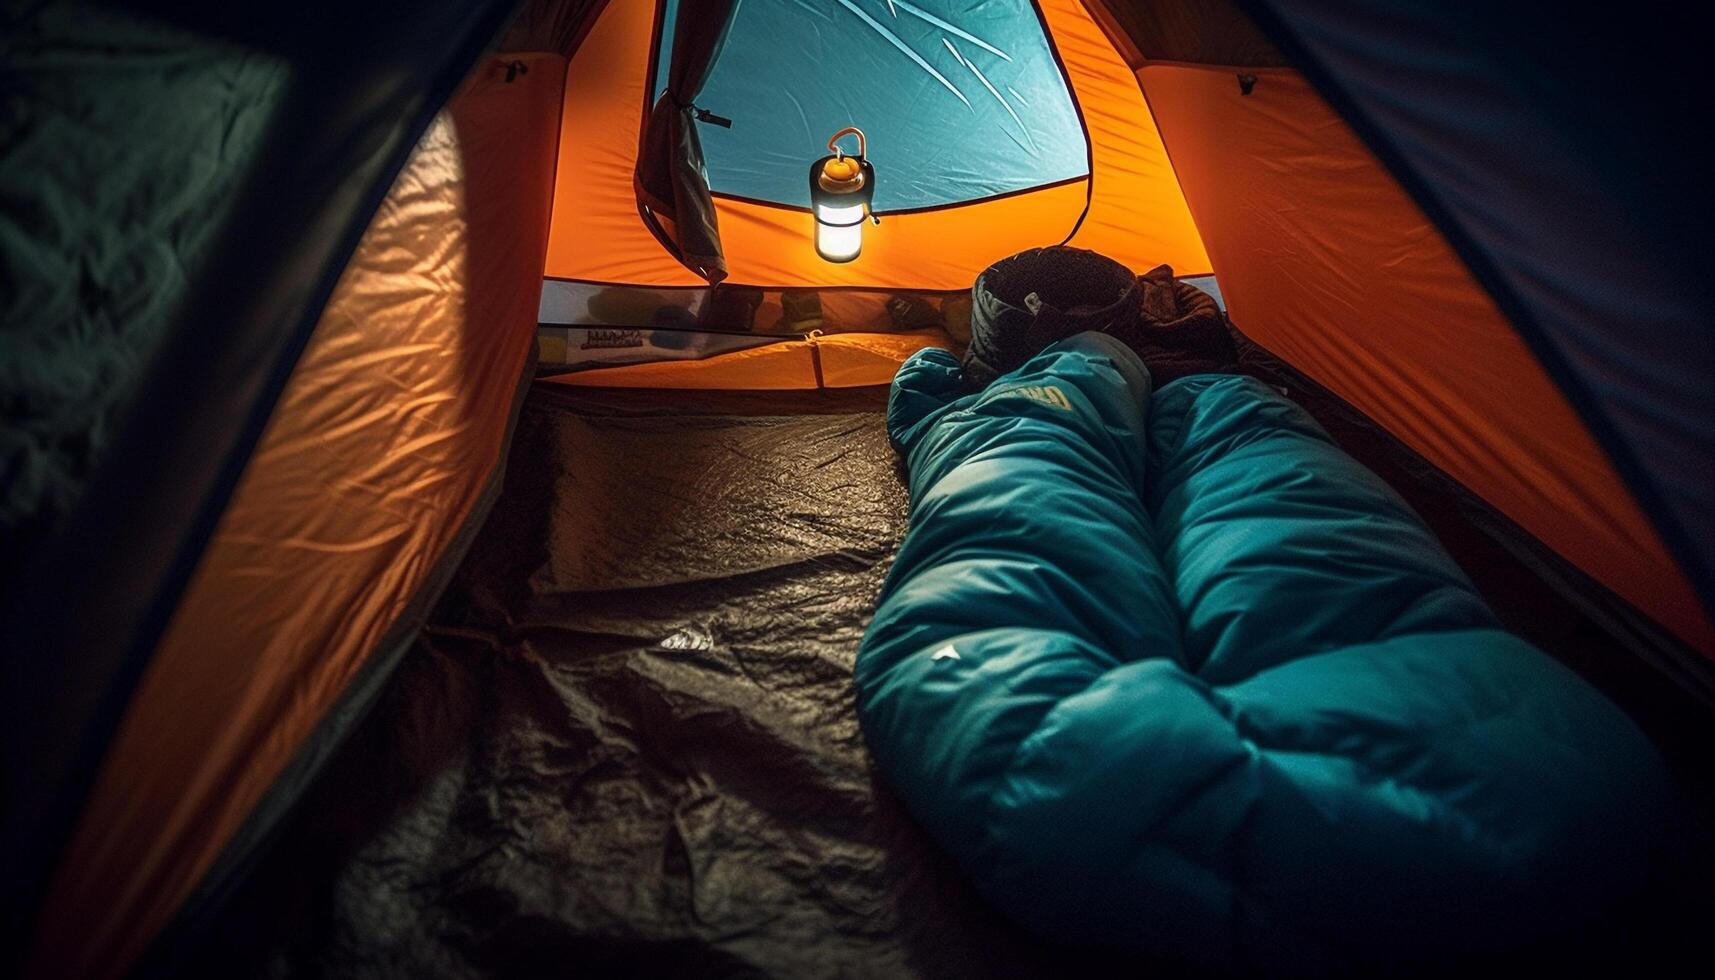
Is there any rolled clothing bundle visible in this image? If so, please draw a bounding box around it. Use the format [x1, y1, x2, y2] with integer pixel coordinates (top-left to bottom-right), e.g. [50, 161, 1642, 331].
[1112, 263, 1239, 385]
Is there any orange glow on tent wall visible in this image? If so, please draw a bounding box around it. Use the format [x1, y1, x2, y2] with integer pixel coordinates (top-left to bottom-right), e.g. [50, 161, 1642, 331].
[1136, 61, 1715, 654]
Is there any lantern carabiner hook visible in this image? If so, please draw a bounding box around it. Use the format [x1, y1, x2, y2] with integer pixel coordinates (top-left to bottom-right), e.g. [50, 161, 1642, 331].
[827, 126, 866, 162]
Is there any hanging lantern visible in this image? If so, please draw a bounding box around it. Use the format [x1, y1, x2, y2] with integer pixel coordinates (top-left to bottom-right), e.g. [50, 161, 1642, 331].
[810, 127, 877, 263]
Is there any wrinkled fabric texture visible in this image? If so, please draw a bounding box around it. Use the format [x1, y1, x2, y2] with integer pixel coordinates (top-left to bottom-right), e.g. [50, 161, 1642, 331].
[1243, 0, 1715, 646]
[195, 388, 1158, 978]
[30, 56, 565, 979]
[1110, 263, 1237, 386]
[858, 335, 1674, 973]
[0, 3, 284, 577]
[964, 247, 1141, 387]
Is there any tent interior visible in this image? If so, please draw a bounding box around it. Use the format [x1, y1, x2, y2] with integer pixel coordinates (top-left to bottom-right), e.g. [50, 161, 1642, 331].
[181, 381, 1715, 978]
[3, 0, 1713, 976]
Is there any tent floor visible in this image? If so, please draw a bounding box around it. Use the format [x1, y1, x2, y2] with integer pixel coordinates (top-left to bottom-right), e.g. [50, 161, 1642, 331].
[193, 384, 1133, 978]
[197, 372, 1714, 978]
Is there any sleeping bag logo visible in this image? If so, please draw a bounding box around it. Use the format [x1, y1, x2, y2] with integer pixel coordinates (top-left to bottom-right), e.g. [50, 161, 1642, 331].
[999, 384, 1073, 412]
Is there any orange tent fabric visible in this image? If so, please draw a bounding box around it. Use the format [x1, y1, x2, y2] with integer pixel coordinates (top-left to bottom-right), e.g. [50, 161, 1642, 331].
[541, 0, 1711, 655]
[30, 54, 566, 979]
[1135, 61, 1715, 654]
[543, 0, 1210, 292]
[20, 3, 1712, 979]
[545, 329, 952, 390]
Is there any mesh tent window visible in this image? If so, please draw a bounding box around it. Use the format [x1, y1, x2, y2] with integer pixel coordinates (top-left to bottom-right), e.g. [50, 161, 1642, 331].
[654, 0, 1089, 212]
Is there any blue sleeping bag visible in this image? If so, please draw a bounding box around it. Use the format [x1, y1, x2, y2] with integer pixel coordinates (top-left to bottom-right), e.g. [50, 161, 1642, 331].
[856, 333, 1672, 972]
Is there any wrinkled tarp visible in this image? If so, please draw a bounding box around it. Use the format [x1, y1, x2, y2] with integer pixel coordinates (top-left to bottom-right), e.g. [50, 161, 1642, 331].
[197, 379, 1715, 978]
[193, 385, 1150, 977]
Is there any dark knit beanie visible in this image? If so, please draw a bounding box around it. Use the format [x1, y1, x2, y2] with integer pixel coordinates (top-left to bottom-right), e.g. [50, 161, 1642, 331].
[962, 246, 1141, 386]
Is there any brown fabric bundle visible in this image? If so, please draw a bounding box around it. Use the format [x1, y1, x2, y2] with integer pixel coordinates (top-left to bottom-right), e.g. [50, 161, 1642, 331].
[1111, 263, 1238, 386]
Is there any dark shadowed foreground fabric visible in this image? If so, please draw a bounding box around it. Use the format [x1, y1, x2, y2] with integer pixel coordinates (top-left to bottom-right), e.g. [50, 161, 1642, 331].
[0, 4, 284, 576]
[859, 336, 1675, 974]
[192, 387, 1153, 978]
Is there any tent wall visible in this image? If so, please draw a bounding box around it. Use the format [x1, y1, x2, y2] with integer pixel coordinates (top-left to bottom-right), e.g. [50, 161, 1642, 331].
[1118, 37, 1713, 652]
[8, 2, 1708, 974]
[498, 0, 606, 53]
[1088, 0, 1286, 68]
[1239, 0, 1715, 661]
[28, 54, 565, 979]
[1, 0, 524, 954]
[542, 0, 1209, 292]
[0, 4, 286, 581]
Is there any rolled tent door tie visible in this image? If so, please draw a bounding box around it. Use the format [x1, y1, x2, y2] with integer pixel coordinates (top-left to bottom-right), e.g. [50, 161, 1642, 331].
[811, 127, 879, 263]
[635, 0, 743, 283]
[804, 329, 828, 388]
[685, 101, 733, 128]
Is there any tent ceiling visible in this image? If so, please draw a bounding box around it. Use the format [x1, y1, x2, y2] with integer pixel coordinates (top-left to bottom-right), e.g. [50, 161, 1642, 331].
[679, 0, 1089, 212]
[544, 0, 1209, 290]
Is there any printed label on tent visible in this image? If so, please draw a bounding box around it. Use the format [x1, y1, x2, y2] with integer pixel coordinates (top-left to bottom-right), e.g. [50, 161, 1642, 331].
[536, 325, 779, 373]
[581, 329, 646, 350]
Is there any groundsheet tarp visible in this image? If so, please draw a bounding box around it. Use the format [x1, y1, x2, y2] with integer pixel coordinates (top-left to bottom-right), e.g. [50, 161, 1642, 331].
[195, 385, 1138, 978]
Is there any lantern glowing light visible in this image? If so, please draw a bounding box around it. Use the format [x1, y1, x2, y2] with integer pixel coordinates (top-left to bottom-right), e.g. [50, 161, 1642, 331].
[810, 127, 877, 263]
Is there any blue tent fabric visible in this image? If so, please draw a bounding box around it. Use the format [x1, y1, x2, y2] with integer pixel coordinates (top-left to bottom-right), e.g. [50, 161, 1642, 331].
[674, 0, 1089, 211]
[856, 334, 1674, 970]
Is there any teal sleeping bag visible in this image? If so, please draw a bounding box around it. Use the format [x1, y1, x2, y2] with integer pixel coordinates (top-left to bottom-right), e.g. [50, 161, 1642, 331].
[856, 333, 1672, 972]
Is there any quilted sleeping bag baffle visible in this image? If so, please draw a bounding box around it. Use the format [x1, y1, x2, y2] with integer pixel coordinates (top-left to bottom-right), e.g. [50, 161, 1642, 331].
[856, 332, 1673, 972]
